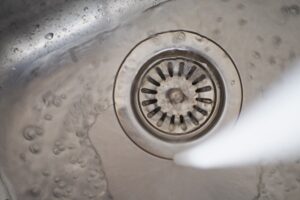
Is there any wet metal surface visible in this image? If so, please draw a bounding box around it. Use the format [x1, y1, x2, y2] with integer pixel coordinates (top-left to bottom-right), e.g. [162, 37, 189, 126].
[0, 0, 300, 200]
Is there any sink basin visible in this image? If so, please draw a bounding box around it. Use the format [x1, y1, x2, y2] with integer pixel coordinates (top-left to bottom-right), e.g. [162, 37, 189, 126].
[0, 0, 300, 200]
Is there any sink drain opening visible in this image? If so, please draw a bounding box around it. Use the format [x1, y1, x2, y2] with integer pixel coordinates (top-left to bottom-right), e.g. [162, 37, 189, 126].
[132, 49, 225, 142]
[114, 30, 242, 159]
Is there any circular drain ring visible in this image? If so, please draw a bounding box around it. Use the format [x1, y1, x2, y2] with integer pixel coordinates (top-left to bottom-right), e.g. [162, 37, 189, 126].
[114, 30, 243, 159]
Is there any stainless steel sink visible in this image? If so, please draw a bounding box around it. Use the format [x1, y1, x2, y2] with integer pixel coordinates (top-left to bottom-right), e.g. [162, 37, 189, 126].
[0, 0, 300, 200]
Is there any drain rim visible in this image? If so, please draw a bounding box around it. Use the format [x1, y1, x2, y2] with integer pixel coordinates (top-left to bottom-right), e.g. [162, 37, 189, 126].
[113, 30, 243, 159]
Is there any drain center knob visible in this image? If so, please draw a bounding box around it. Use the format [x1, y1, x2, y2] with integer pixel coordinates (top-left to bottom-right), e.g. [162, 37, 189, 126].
[166, 88, 186, 104]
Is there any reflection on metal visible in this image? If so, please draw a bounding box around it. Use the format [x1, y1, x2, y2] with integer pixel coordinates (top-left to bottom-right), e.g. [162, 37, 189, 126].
[0, 0, 169, 87]
[114, 31, 242, 158]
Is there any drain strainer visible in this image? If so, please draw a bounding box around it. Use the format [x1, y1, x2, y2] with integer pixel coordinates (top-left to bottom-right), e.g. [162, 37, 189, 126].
[114, 31, 242, 159]
[134, 50, 223, 141]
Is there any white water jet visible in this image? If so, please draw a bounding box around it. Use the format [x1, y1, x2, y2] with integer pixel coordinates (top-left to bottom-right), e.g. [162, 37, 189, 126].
[174, 62, 300, 169]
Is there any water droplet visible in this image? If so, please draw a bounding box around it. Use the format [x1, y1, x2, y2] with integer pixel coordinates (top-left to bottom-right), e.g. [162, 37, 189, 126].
[58, 181, 66, 188]
[94, 101, 110, 113]
[80, 162, 86, 168]
[42, 170, 50, 177]
[29, 186, 41, 197]
[42, 91, 55, 106]
[82, 14, 87, 21]
[52, 140, 66, 155]
[94, 182, 100, 189]
[248, 62, 256, 69]
[281, 5, 300, 16]
[35, 127, 43, 136]
[23, 125, 43, 140]
[44, 114, 53, 121]
[29, 143, 41, 154]
[57, 144, 65, 152]
[23, 126, 37, 140]
[54, 177, 61, 183]
[252, 51, 261, 59]
[212, 29, 221, 35]
[53, 96, 62, 107]
[285, 186, 292, 192]
[66, 186, 72, 193]
[19, 153, 26, 161]
[53, 187, 64, 198]
[272, 35, 282, 47]
[269, 56, 276, 65]
[296, 176, 300, 183]
[88, 192, 95, 198]
[94, 179, 107, 190]
[238, 18, 247, 26]
[172, 31, 186, 43]
[52, 147, 60, 155]
[34, 24, 40, 30]
[45, 32, 54, 40]
[68, 144, 76, 150]
[61, 94, 67, 99]
[78, 158, 84, 164]
[76, 129, 87, 138]
[13, 48, 19, 53]
[256, 35, 264, 43]
[83, 190, 89, 196]
[69, 155, 78, 164]
[89, 170, 98, 178]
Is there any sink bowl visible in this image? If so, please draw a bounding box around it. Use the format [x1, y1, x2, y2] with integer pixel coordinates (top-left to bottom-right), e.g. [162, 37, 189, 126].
[0, 0, 300, 200]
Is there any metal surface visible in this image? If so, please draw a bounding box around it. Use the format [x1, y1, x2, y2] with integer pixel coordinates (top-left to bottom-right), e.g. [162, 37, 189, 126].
[114, 31, 242, 158]
[0, 0, 300, 200]
[0, 174, 10, 200]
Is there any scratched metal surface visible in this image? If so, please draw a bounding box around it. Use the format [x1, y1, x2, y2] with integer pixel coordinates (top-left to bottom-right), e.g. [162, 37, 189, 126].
[0, 0, 300, 200]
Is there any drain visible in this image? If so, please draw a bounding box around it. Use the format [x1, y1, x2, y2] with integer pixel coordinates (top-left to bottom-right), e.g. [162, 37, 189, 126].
[133, 50, 223, 141]
[114, 31, 242, 159]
